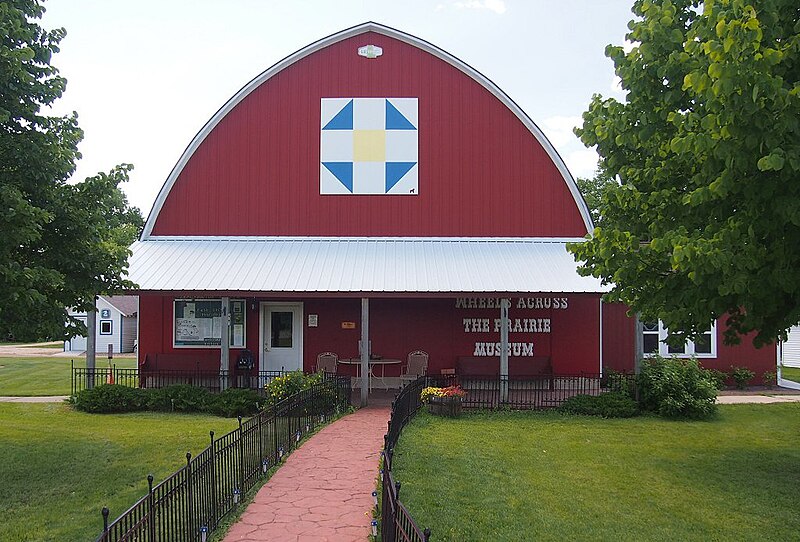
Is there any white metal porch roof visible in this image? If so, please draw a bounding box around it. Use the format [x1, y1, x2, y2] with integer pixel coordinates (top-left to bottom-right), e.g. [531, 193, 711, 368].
[128, 237, 607, 294]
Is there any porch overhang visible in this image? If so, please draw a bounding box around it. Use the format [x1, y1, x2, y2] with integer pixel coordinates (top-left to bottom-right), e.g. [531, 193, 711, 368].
[128, 236, 608, 295]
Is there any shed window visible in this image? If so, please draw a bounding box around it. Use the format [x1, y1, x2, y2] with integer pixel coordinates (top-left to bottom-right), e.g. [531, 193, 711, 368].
[100, 320, 113, 335]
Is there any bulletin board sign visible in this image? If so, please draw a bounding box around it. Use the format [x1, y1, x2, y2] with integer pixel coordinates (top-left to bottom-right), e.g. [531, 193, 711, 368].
[174, 299, 246, 347]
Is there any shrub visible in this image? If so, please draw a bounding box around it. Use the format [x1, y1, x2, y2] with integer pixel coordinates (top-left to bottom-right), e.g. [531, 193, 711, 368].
[148, 385, 213, 412]
[730, 366, 755, 390]
[74, 384, 259, 417]
[72, 384, 147, 413]
[707, 369, 728, 390]
[209, 388, 262, 417]
[559, 392, 639, 418]
[601, 369, 636, 398]
[638, 356, 718, 419]
[762, 370, 777, 389]
[264, 371, 323, 405]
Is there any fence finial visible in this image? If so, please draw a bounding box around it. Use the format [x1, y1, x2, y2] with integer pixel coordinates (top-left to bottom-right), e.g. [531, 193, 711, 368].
[424, 527, 432, 541]
[101, 506, 109, 532]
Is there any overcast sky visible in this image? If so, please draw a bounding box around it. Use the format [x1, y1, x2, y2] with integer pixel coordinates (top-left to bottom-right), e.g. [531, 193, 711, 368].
[41, 0, 634, 216]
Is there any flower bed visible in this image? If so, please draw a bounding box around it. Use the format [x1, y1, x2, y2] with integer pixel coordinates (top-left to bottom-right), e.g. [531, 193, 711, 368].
[421, 386, 467, 417]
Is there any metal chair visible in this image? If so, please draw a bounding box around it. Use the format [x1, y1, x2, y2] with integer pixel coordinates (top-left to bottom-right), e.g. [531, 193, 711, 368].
[400, 350, 428, 386]
[316, 352, 338, 374]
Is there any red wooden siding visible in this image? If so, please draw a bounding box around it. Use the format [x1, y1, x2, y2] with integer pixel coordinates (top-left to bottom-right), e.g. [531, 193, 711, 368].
[151, 31, 587, 238]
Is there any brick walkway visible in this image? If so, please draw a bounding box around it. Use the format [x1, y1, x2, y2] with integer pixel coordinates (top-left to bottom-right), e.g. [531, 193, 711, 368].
[224, 406, 390, 542]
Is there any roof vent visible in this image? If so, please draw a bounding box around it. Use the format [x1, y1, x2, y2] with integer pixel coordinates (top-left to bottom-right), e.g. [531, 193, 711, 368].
[358, 44, 383, 59]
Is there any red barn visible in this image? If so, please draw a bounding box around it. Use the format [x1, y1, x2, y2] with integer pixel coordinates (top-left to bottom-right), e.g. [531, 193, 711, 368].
[129, 23, 776, 398]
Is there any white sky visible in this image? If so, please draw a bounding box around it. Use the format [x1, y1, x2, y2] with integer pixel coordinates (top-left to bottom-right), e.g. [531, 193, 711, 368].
[41, 0, 633, 216]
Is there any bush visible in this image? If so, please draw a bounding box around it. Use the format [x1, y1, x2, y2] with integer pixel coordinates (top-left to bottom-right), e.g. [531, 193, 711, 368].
[730, 366, 755, 390]
[559, 392, 639, 418]
[72, 384, 147, 413]
[762, 370, 777, 389]
[264, 371, 323, 406]
[146, 385, 212, 412]
[707, 369, 728, 390]
[601, 369, 636, 398]
[208, 388, 262, 417]
[638, 356, 718, 419]
[74, 384, 260, 417]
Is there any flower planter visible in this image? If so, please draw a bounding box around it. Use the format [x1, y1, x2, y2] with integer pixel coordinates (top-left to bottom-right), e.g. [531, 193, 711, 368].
[427, 396, 462, 417]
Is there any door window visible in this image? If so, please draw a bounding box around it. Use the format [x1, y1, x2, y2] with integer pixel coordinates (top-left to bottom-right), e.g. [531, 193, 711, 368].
[271, 312, 293, 348]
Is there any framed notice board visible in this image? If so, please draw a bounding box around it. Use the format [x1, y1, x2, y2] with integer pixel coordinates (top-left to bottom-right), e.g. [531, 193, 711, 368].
[174, 299, 246, 347]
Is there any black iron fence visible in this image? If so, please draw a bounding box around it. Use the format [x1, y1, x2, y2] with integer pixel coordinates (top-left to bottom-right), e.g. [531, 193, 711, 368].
[95, 375, 351, 542]
[433, 372, 637, 410]
[381, 375, 431, 542]
[71, 363, 287, 396]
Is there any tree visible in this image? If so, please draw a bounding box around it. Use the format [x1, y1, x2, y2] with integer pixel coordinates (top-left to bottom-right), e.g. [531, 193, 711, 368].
[575, 170, 618, 225]
[569, 0, 800, 347]
[0, 0, 142, 341]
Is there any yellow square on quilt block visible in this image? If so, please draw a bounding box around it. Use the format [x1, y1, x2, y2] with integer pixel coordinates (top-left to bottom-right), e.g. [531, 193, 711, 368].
[353, 130, 386, 162]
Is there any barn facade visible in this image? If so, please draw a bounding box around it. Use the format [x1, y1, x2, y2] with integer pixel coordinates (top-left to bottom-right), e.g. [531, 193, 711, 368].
[129, 23, 776, 395]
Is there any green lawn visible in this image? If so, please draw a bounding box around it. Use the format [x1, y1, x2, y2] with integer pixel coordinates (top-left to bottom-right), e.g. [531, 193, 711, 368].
[782, 366, 800, 383]
[391, 405, 800, 541]
[0, 356, 136, 396]
[0, 403, 238, 541]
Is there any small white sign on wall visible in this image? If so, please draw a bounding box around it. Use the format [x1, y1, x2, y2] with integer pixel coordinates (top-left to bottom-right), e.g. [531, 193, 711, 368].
[308, 314, 318, 327]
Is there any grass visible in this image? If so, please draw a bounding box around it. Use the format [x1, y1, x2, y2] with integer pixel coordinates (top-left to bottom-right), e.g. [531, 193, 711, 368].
[0, 356, 136, 396]
[391, 405, 800, 541]
[782, 366, 800, 383]
[0, 403, 238, 541]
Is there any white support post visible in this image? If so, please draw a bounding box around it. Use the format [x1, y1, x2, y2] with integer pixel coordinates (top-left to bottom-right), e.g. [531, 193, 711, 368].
[500, 298, 509, 403]
[361, 298, 370, 407]
[221, 297, 230, 390]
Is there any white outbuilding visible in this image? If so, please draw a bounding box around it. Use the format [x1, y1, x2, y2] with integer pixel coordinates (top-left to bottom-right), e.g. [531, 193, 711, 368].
[65, 296, 138, 354]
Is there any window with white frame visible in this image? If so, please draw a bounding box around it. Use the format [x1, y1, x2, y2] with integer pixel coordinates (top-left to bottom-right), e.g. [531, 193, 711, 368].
[642, 320, 716, 357]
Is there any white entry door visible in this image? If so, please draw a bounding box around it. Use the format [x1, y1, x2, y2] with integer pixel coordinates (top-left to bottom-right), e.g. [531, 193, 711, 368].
[262, 303, 303, 372]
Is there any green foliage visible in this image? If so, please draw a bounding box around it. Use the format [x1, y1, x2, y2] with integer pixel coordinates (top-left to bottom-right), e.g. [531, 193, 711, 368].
[208, 388, 262, 417]
[569, 0, 800, 348]
[0, 0, 143, 342]
[559, 392, 640, 418]
[730, 365, 755, 389]
[638, 356, 719, 419]
[72, 384, 260, 417]
[71, 384, 147, 413]
[146, 385, 212, 412]
[264, 371, 323, 405]
[601, 368, 637, 397]
[575, 169, 619, 226]
[708, 368, 729, 390]
[762, 370, 777, 388]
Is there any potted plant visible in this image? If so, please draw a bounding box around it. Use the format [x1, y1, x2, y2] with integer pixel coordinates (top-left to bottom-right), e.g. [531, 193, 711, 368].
[421, 386, 467, 417]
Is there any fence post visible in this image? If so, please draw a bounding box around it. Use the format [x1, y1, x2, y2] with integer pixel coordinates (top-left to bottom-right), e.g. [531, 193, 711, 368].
[101, 506, 109, 535]
[424, 527, 432, 541]
[210, 431, 217, 528]
[186, 452, 194, 539]
[238, 416, 244, 494]
[258, 410, 264, 477]
[147, 474, 155, 541]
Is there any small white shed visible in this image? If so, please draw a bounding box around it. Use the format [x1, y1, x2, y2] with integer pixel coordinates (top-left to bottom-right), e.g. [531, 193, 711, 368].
[65, 296, 138, 354]
[782, 326, 800, 368]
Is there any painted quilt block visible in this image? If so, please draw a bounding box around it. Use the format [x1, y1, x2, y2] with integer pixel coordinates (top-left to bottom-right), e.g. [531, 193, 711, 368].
[320, 98, 418, 195]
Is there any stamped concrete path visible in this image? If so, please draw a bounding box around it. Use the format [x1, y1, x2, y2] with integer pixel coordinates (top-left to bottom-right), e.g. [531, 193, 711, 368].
[224, 405, 390, 542]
